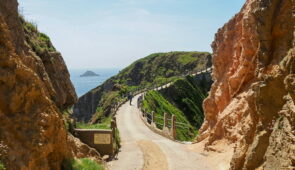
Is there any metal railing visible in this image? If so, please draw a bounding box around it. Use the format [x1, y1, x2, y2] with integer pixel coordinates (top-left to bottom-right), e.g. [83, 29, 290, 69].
[120, 67, 212, 139]
[137, 95, 192, 140]
[125, 67, 213, 95]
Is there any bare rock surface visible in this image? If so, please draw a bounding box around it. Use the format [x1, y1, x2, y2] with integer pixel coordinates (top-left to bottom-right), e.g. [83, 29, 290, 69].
[67, 134, 101, 160]
[0, 0, 79, 169]
[199, 0, 295, 169]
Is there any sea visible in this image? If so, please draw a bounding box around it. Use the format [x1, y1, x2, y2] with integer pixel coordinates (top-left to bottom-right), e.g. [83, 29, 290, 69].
[69, 68, 121, 97]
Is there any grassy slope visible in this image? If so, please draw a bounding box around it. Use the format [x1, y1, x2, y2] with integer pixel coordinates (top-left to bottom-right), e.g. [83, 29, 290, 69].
[141, 76, 211, 141]
[160, 76, 211, 129]
[115, 51, 211, 88]
[142, 90, 196, 141]
[83, 51, 212, 124]
[21, 18, 56, 55]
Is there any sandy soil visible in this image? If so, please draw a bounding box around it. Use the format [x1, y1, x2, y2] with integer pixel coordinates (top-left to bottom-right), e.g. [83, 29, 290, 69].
[188, 140, 234, 170]
[138, 140, 168, 170]
[108, 94, 232, 170]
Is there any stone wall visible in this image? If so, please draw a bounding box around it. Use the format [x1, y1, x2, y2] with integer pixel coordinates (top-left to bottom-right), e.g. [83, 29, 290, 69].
[74, 129, 114, 156]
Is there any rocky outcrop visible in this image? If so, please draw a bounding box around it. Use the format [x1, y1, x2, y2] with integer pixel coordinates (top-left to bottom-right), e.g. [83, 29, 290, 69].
[67, 134, 101, 160]
[0, 0, 78, 169]
[80, 71, 99, 77]
[199, 0, 295, 169]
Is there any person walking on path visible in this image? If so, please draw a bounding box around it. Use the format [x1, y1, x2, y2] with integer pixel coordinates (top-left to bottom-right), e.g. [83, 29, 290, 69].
[128, 93, 133, 105]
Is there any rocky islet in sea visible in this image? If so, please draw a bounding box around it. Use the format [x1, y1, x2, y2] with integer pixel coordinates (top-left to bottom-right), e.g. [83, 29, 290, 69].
[80, 70, 100, 77]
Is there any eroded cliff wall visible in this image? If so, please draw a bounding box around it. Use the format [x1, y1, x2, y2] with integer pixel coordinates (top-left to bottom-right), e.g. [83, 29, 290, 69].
[199, 0, 295, 169]
[0, 0, 78, 169]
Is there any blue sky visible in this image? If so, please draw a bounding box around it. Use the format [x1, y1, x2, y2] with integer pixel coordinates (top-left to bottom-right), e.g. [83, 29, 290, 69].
[18, 0, 245, 69]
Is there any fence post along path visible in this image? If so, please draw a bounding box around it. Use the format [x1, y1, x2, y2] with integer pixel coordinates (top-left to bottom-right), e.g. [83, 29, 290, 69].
[134, 67, 212, 141]
[74, 67, 212, 155]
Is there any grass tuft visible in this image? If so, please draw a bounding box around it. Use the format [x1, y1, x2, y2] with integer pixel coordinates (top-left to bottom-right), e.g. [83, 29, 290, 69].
[66, 158, 104, 170]
[0, 161, 5, 170]
[76, 116, 112, 130]
[113, 128, 121, 151]
[72, 158, 104, 170]
[21, 18, 56, 55]
[75, 117, 121, 151]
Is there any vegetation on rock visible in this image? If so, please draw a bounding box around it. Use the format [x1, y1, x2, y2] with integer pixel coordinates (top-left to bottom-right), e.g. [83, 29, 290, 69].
[72, 158, 104, 170]
[0, 161, 5, 170]
[161, 76, 212, 129]
[142, 90, 195, 141]
[115, 51, 211, 87]
[141, 75, 212, 141]
[21, 18, 56, 55]
[76, 116, 112, 130]
[63, 158, 104, 170]
[114, 128, 121, 151]
[0, 1, 95, 169]
[73, 51, 212, 127]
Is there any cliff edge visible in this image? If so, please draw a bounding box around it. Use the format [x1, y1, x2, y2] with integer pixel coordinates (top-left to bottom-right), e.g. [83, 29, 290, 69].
[199, 0, 295, 169]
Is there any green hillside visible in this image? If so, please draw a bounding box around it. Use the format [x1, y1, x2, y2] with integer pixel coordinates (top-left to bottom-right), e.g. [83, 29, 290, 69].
[115, 51, 212, 88]
[73, 51, 212, 127]
[141, 75, 212, 141]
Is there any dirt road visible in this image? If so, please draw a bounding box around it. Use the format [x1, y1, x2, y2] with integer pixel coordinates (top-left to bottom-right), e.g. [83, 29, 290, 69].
[108, 94, 213, 170]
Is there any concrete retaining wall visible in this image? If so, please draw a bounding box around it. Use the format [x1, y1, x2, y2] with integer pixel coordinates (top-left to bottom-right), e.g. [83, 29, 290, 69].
[74, 129, 114, 156]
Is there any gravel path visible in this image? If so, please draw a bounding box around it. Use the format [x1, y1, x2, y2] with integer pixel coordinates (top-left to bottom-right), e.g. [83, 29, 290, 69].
[108, 94, 213, 170]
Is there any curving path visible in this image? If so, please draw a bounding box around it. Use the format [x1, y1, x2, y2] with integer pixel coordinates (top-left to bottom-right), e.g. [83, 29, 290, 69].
[107, 94, 213, 170]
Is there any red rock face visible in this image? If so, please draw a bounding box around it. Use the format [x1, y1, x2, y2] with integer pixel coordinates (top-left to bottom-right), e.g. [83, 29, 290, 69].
[199, 0, 295, 169]
[0, 0, 78, 169]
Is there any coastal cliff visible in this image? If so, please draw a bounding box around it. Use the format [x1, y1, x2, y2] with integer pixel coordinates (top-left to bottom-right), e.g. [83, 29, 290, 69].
[0, 0, 81, 169]
[73, 52, 212, 123]
[199, 0, 295, 169]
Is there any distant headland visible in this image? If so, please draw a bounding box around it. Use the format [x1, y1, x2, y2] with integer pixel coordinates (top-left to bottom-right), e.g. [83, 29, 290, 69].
[80, 71, 100, 77]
